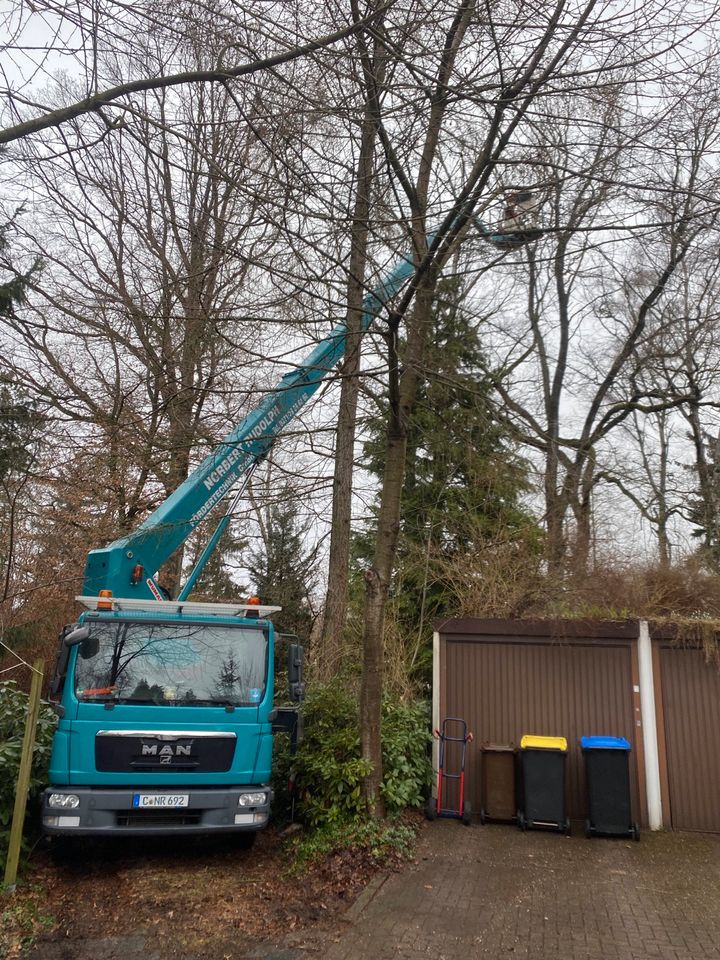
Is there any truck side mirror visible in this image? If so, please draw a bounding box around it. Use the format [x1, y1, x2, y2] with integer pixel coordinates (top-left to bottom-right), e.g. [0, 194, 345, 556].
[64, 626, 90, 647]
[50, 624, 90, 696]
[65, 627, 99, 660]
[287, 643, 305, 702]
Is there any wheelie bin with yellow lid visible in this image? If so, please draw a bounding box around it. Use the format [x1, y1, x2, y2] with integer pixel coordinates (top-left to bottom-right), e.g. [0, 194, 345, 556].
[517, 734, 570, 835]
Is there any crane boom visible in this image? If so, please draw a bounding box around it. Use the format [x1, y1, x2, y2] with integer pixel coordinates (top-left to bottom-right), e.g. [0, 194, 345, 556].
[83, 251, 417, 598]
[83, 218, 535, 600]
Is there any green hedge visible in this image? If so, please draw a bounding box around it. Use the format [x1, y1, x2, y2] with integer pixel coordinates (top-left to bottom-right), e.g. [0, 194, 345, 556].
[0, 681, 57, 871]
[273, 684, 432, 826]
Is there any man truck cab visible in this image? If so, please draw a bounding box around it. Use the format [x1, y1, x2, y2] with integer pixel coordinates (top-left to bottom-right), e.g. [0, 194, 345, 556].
[43, 596, 306, 837]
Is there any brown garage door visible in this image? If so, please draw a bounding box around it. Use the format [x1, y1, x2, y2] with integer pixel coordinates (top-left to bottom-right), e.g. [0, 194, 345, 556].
[660, 646, 720, 832]
[442, 635, 640, 822]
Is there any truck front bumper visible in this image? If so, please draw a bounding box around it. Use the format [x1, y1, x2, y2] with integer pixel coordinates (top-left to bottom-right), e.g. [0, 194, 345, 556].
[42, 786, 272, 837]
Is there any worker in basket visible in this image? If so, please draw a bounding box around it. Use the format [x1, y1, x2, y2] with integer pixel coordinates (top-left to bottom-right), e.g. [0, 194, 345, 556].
[500, 189, 537, 233]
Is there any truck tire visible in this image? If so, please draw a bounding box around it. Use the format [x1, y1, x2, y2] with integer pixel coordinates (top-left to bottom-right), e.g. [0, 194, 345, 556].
[233, 831, 257, 850]
[48, 836, 86, 863]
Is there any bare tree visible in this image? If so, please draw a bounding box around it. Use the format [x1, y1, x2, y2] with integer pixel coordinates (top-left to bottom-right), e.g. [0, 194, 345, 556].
[487, 81, 720, 577]
[319, 1, 388, 667]
[355, 0, 589, 810]
[5, 40, 288, 595]
[0, 0, 384, 145]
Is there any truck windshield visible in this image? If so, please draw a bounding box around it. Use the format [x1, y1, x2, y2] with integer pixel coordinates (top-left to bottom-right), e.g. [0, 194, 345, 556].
[74, 620, 268, 706]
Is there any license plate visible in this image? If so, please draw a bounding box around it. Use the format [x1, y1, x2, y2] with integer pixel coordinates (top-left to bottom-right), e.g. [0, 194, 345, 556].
[132, 793, 189, 808]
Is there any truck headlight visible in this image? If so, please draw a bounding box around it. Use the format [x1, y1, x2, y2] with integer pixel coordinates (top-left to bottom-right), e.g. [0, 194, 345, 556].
[48, 793, 81, 809]
[238, 792, 266, 807]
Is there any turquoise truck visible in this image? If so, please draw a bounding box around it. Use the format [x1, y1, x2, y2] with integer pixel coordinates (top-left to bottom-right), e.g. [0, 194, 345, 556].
[42, 213, 534, 839]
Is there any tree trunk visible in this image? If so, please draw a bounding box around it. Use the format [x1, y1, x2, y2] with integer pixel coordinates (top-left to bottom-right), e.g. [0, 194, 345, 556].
[358, 0, 475, 814]
[571, 456, 595, 576]
[360, 280, 435, 815]
[544, 447, 566, 578]
[320, 59, 383, 672]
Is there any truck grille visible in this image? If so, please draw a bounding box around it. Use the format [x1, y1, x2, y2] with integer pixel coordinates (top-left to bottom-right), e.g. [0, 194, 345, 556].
[95, 730, 236, 773]
[116, 810, 203, 828]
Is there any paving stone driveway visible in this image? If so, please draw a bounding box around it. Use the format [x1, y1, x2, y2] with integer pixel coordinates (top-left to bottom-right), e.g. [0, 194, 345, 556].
[316, 822, 720, 960]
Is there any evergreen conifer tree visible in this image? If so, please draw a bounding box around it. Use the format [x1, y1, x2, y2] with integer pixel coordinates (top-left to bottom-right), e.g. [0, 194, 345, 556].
[355, 277, 539, 654]
[0, 216, 44, 483]
[0, 214, 40, 320]
[246, 488, 317, 642]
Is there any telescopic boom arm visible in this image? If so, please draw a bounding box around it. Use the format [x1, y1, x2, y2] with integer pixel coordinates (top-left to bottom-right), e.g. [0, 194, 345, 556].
[83, 216, 534, 600]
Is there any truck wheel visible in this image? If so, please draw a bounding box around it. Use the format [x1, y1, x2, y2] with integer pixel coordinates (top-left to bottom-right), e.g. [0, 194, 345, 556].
[233, 831, 257, 850]
[48, 836, 83, 863]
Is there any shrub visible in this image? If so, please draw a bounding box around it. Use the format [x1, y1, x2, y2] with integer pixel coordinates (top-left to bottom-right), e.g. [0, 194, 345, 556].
[288, 684, 370, 827]
[281, 683, 432, 827]
[0, 681, 57, 871]
[380, 697, 432, 811]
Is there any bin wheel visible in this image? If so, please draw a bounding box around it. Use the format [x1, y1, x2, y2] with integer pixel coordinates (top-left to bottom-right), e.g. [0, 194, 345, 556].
[425, 797, 437, 821]
[479, 808, 487, 825]
[462, 801, 472, 826]
[632, 823, 641, 842]
[564, 818, 571, 837]
[517, 811, 526, 831]
[585, 819, 592, 839]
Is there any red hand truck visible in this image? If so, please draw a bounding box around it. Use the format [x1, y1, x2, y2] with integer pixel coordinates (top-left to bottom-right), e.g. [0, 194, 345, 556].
[426, 717, 473, 826]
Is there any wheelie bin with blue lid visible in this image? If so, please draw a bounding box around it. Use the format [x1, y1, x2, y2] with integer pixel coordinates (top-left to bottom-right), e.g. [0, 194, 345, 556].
[581, 735, 639, 840]
[517, 734, 570, 835]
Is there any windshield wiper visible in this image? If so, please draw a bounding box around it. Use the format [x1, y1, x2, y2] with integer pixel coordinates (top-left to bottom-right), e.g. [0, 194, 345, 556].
[173, 698, 237, 711]
[84, 696, 242, 709]
[111, 697, 164, 705]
